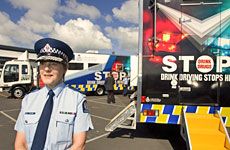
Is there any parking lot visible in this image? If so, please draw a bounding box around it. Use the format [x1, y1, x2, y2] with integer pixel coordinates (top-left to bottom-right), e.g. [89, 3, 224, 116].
[0, 92, 186, 150]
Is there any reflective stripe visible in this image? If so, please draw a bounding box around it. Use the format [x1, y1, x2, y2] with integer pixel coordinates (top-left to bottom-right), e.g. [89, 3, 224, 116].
[140, 104, 230, 126]
[70, 84, 126, 92]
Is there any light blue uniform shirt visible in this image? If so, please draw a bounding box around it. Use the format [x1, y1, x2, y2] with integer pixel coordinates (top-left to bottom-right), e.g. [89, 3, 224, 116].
[123, 77, 129, 85]
[15, 83, 94, 150]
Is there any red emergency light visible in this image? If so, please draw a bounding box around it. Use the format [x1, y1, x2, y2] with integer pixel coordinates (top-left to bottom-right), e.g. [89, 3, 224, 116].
[141, 96, 146, 103]
[147, 38, 155, 51]
[145, 15, 188, 54]
[162, 33, 171, 42]
[112, 61, 123, 71]
[155, 33, 183, 52]
[142, 110, 159, 116]
[147, 33, 179, 53]
[149, 55, 162, 63]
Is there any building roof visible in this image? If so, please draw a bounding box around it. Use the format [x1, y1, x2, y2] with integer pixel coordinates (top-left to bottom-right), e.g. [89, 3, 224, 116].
[0, 45, 35, 53]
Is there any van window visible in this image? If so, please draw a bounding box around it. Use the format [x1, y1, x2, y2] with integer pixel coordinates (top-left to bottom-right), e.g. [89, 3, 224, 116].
[68, 63, 84, 70]
[3, 64, 19, 82]
[22, 65, 28, 74]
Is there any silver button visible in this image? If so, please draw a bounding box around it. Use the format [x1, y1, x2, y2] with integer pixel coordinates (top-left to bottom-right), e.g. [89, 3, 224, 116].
[65, 119, 69, 122]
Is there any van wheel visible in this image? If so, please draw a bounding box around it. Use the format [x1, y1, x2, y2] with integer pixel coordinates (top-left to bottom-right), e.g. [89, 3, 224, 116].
[12, 87, 25, 99]
[96, 87, 104, 96]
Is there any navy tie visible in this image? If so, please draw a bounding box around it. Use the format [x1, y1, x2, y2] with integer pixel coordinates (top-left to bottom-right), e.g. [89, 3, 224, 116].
[31, 90, 55, 150]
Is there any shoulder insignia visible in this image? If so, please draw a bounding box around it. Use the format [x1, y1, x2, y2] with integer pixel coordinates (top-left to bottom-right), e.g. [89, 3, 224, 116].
[82, 100, 89, 113]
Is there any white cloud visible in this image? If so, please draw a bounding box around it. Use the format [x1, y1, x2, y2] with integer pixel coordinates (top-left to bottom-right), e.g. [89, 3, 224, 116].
[105, 26, 138, 51]
[112, 0, 138, 24]
[8, 0, 57, 34]
[50, 18, 112, 52]
[59, 1, 101, 20]
[1, 0, 138, 55]
[9, 0, 58, 15]
[0, 35, 14, 46]
[0, 11, 41, 47]
[9, 0, 101, 35]
[105, 15, 113, 23]
[18, 11, 56, 34]
[0, 11, 11, 24]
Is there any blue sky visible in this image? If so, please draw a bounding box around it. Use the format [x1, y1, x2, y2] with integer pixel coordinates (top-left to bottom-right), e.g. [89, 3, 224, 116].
[0, 0, 138, 55]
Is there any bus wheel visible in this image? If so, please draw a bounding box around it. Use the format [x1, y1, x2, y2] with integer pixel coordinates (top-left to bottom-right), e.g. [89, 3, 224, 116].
[96, 86, 104, 96]
[12, 87, 25, 99]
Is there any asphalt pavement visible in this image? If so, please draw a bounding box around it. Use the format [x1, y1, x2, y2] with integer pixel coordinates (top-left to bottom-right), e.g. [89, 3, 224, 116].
[0, 92, 186, 150]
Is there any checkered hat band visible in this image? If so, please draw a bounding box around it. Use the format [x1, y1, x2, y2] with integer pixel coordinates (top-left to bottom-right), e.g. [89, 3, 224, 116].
[37, 55, 63, 62]
[38, 51, 68, 62]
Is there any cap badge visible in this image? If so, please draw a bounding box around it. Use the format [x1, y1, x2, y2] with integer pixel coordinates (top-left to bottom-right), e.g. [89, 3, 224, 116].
[44, 44, 52, 52]
[39, 43, 68, 61]
[40, 43, 53, 54]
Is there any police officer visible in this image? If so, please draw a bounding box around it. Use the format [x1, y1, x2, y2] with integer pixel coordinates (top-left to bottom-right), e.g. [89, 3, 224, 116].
[104, 72, 115, 104]
[14, 38, 94, 150]
[122, 74, 129, 96]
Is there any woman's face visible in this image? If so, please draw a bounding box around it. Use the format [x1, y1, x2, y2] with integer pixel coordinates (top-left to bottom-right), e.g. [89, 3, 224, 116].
[39, 61, 67, 89]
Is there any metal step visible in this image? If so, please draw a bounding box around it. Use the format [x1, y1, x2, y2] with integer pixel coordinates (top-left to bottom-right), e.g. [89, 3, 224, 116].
[105, 101, 136, 132]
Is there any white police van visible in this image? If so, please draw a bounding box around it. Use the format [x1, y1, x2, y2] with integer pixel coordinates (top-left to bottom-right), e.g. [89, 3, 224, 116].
[0, 51, 38, 98]
[0, 50, 138, 98]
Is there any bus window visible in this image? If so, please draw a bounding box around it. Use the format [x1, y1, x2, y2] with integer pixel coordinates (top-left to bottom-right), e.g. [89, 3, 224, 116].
[88, 63, 98, 68]
[68, 63, 84, 70]
[88, 64, 103, 71]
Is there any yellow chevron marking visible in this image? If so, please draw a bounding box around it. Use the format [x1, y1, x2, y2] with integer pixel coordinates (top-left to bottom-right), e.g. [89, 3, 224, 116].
[93, 84, 97, 90]
[220, 107, 230, 116]
[78, 85, 85, 92]
[225, 118, 230, 127]
[197, 106, 209, 114]
[220, 107, 230, 127]
[156, 114, 169, 123]
[173, 105, 183, 115]
[140, 114, 147, 122]
[86, 84, 92, 91]
[71, 84, 76, 88]
[152, 104, 164, 113]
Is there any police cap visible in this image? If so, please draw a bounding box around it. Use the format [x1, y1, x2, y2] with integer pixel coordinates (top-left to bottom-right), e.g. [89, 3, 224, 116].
[34, 38, 74, 63]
